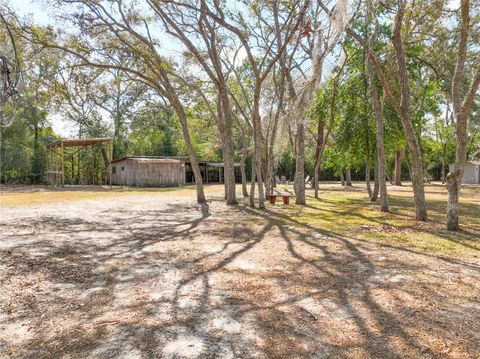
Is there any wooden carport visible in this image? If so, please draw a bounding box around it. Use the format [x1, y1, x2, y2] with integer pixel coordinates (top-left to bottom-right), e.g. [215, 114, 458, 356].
[46, 138, 113, 187]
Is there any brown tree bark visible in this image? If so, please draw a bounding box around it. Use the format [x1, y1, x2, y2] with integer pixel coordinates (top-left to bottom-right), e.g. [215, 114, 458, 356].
[394, 148, 405, 186]
[161, 88, 206, 204]
[294, 121, 306, 204]
[366, 163, 372, 198]
[390, 2, 427, 220]
[370, 156, 379, 202]
[346, 1, 427, 220]
[240, 143, 249, 198]
[249, 157, 256, 208]
[313, 118, 325, 199]
[367, 31, 388, 212]
[446, 0, 480, 230]
[157, 69, 206, 204]
[252, 87, 266, 209]
[345, 168, 352, 186]
[217, 95, 238, 205]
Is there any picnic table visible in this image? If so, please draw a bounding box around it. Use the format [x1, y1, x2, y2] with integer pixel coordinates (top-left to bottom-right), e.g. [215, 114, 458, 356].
[267, 191, 294, 205]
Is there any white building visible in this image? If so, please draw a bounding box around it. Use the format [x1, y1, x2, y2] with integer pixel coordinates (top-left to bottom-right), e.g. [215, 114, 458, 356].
[449, 161, 480, 184]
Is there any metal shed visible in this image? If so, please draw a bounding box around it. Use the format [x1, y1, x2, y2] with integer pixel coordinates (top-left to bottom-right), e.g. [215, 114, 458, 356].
[449, 161, 480, 184]
[110, 157, 184, 187]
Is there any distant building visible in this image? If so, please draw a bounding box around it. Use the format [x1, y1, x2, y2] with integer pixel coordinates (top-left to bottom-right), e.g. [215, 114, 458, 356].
[449, 161, 480, 184]
[109, 156, 241, 187]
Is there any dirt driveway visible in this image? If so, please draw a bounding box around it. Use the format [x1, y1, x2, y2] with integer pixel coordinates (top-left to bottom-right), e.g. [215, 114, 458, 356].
[1, 186, 479, 358]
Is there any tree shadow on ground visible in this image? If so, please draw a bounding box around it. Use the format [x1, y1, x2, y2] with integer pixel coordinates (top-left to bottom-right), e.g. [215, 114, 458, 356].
[1, 196, 479, 358]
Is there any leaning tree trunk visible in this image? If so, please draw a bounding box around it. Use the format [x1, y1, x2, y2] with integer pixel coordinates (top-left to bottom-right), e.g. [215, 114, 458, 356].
[294, 121, 306, 204]
[394, 148, 405, 185]
[391, 3, 428, 221]
[345, 168, 352, 186]
[163, 89, 205, 204]
[177, 122, 205, 204]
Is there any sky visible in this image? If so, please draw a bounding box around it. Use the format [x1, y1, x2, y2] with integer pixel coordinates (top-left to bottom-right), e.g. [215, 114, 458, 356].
[14, 0, 51, 25]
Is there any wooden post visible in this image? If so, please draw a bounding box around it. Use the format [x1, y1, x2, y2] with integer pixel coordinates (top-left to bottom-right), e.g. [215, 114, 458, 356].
[61, 141, 64, 187]
[46, 147, 49, 185]
[109, 140, 113, 188]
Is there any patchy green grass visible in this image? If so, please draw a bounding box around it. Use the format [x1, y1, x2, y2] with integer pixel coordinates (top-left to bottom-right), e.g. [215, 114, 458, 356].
[270, 182, 480, 259]
[2, 182, 479, 260]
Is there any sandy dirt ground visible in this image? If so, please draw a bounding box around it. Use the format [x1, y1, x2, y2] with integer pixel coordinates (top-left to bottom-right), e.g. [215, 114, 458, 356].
[0, 185, 479, 358]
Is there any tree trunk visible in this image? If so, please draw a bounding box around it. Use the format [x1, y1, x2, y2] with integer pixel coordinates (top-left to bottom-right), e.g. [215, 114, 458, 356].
[177, 113, 206, 204]
[294, 121, 306, 204]
[345, 168, 352, 186]
[391, 3, 427, 221]
[445, 0, 480, 230]
[408, 145, 428, 220]
[249, 157, 256, 208]
[313, 118, 324, 199]
[370, 156, 379, 201]
[219, 99, 237, 205]
[366, 162, 372, 198]
[251, 88, 265, 209]
[441, 157, 446, 184]
[394, 148, 405, 185]
[159, 79, 205, 203]
[240, 144, 248, 197]
[446, 172, 461, 231]
[367, 45, 389, 212]
[340, 172, 345, 186]
[265, 154, 274, 196]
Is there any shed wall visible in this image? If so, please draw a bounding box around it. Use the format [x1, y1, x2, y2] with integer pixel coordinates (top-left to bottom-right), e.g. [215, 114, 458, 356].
[111, 159, 184, 187]
[448, 163, 480, 184]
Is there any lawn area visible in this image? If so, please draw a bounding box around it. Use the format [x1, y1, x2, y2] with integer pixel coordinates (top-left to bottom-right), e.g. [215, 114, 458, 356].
[0, 182, 479, 358]
[280, 182, 480, 259]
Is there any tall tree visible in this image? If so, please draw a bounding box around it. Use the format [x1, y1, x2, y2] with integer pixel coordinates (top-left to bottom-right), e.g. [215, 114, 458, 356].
[366, 2, 388, 212]
[446, 0, 480, 230]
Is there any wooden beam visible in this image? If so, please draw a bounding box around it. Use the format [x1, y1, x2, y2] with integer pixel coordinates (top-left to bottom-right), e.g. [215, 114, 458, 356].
[109, 140, 113, 188]
[61, 141, 64, 187]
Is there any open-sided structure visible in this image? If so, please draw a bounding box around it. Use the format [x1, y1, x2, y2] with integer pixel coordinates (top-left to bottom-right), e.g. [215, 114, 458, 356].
[46, 138, 113, 186]
[109, 156, 241, 187]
